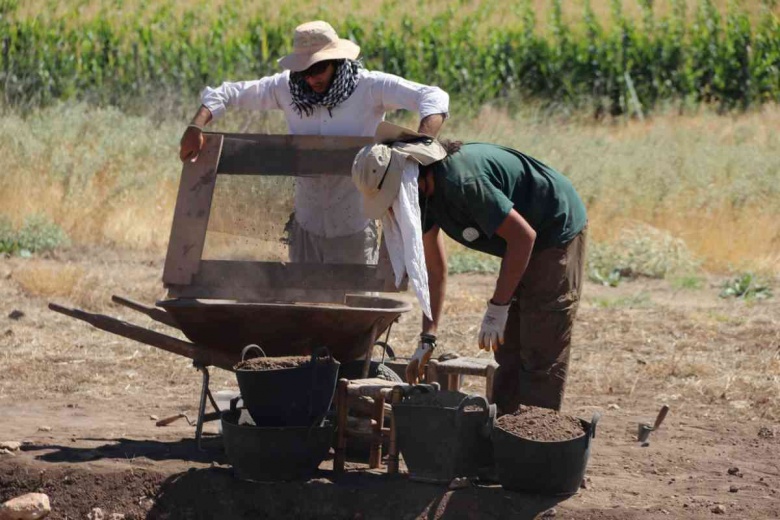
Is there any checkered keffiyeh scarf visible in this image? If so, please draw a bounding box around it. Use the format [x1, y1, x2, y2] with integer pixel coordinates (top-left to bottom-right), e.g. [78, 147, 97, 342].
[289, 59, 362, 118]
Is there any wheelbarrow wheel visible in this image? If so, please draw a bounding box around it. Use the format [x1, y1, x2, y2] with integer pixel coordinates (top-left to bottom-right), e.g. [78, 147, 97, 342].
[337, 360, 403, 383]
[376, 363, 403, 383]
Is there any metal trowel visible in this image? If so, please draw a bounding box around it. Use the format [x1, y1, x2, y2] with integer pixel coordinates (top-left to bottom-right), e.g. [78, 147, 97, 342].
[637, 404, 670, 443]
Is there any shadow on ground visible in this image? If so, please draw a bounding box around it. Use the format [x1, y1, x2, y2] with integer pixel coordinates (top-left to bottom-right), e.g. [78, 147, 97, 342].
[147, 467, 564, 520]
[28, 436, 225, 465]
[13, 440, 568, 519]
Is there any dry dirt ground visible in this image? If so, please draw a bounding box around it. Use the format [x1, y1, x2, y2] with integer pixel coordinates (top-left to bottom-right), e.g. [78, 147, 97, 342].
[1, 247, 779, 519]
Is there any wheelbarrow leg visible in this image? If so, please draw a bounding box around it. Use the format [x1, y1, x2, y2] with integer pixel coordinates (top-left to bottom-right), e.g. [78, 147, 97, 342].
[360, 322, 381, 379]
[194, 363, 220, 451]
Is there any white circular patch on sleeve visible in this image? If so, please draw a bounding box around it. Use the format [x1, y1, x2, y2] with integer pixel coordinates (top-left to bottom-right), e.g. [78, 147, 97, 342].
[462, 227, 480, 242]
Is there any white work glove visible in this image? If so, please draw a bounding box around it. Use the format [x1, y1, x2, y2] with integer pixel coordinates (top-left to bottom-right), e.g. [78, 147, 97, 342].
[478, 300, 510, 352]
[405, 333, 436, 384]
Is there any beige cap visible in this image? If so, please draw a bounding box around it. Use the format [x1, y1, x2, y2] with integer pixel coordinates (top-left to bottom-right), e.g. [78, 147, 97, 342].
[352, 122, 447, 219]
[375, 121, 447, 165]
[277, 21, 361, 72]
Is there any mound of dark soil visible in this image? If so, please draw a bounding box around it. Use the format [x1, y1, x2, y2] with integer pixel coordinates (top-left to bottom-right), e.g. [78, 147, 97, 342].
[0, 459, 564, 520]
[497, 406, 585, 442]
[0, 462, 164, 520]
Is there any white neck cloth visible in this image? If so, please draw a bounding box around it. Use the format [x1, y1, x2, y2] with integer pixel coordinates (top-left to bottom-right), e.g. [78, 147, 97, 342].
[381, 161, 432, 319]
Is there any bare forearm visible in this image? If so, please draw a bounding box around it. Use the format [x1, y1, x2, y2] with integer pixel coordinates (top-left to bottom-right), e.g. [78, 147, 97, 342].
[418, 113, 445, 137]
[492, 209, 537, 305]
[190, 105, 213, 128]
[179, 105, 214, 162]
[492, 240, 532, 305]
[422, 229, 447, 334]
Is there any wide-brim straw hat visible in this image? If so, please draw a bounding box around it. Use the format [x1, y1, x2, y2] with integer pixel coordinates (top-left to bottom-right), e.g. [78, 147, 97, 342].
[352, 122, 447, 219]
[277, 21, 360, 72]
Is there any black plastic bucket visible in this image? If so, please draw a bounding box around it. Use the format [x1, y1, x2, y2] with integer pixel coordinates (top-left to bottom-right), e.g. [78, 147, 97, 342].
[235, 345, 340, 427]
[491, 412, 601, 495]
[393, 386, 495, 483]
[221, 400, 334, 482]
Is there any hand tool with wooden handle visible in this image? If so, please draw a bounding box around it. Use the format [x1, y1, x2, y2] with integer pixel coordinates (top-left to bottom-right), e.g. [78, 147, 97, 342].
[637, 404, 670, 443]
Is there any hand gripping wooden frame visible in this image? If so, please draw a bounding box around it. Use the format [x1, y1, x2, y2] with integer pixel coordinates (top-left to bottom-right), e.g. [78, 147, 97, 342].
[162, 132, 405, 303]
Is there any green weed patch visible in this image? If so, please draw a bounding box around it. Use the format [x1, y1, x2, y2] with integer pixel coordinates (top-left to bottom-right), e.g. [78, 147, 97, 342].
[0, 214, 70, 255]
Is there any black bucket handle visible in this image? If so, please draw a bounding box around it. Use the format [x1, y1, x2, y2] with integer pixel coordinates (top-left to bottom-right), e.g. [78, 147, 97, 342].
[400, 383, 439, 402]
[457, 394, 490, 415]
[229, 395, 242, 414]
[589, 412, 601, 439]
[241, 344, 266, 362]
[309, 346, 334, 364]
[456, 394, 491, 434]
[480, 403, 498, 438]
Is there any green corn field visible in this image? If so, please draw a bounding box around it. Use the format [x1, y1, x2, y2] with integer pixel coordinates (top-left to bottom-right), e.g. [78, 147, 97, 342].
[1, 0, 778, 113]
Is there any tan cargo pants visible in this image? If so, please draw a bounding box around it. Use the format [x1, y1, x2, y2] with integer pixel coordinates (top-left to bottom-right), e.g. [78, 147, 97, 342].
[492, 227, 587, 413]
[288, 220, 379, 265]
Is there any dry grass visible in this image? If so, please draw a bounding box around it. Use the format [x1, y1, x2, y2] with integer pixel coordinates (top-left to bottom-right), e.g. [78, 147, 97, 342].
[0, 105, 181, 251]
[443, 104, 780, 275]
[1, 250, 777, 420]
[1, 102, 779, 275]
[12, 261, 86, 299]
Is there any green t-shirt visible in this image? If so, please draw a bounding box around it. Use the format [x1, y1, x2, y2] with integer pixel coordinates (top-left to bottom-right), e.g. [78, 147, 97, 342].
[421, 143, 587, 257]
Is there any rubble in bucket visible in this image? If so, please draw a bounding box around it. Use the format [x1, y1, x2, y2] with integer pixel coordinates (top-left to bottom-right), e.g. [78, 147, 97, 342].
[490, 405, 601, 495]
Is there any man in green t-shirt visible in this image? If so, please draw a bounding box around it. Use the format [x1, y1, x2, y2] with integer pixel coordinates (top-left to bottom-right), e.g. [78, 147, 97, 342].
[353, 123, 587, 413]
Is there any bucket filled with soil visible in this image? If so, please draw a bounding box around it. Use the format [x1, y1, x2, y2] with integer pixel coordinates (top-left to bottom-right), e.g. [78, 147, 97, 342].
[393, 385, 495, 483]
[221, 398, 334, 482]
[491, 405, 600, 495]
[233, 345, 340, 427]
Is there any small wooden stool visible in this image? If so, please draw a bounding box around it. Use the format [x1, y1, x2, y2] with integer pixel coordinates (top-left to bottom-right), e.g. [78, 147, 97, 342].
[426, 357, 498, 403]
[334, 378, 408, 473]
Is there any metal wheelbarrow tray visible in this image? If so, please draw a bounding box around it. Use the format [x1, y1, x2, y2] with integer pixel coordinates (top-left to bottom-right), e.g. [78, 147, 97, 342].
[156, 295, 410, 361]
[49, 293, 410, 448]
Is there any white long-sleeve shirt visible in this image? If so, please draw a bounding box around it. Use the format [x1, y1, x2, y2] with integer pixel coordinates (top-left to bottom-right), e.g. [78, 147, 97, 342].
[201, 69, 450, 238]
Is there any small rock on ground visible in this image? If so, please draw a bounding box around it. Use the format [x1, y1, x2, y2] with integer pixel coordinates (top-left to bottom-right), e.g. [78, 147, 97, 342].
[0, 492, 51, 520]
[711, 504, 726, 514]
[448, 477, 470, 490]
[87, 507, 104, 520]
[0, 441, 22, 451]
[541, 508, 557, 518]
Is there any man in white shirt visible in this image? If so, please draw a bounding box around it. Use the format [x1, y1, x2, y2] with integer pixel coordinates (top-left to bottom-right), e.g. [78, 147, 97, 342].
[179, 20, 449, 264]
